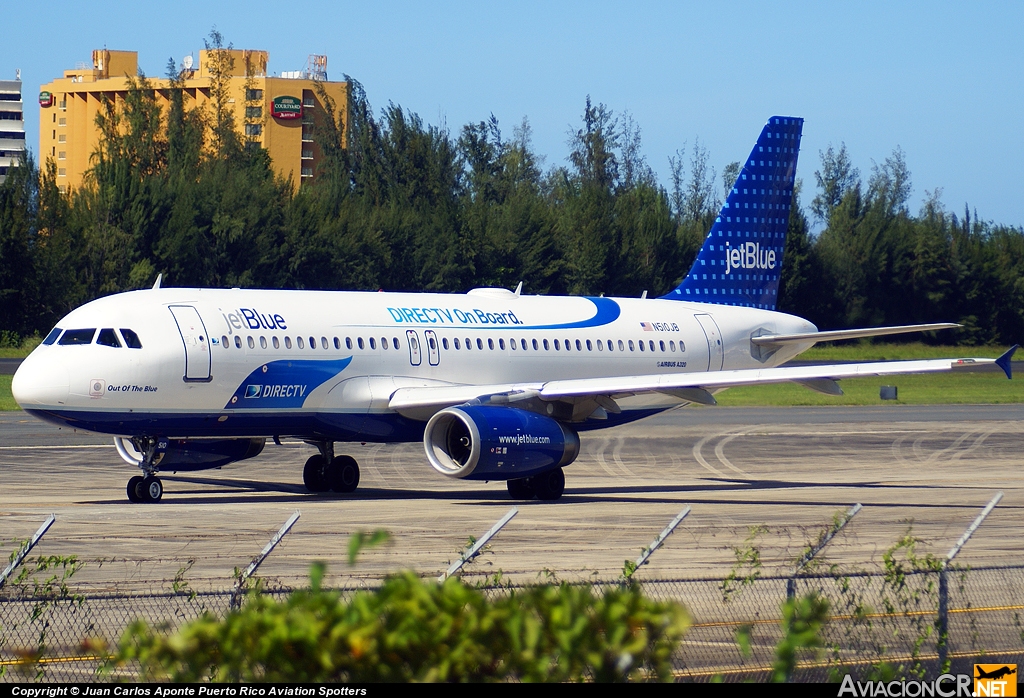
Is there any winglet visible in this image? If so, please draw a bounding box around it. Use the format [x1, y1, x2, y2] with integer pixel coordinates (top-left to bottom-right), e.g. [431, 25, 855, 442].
[996, 344, 1018, 379]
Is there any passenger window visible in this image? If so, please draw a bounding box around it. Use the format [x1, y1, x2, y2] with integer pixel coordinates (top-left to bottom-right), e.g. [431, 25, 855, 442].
[382, 337, 389, 350]
[586, 340, 592, 351]
[487, 338, 494, 350]
[235, 335, 242, 349]
[346, 337, 352, 350]
[659, 341, 665, 352]
[554, 339, 560, 350]
[543, 339, 549, 350]
[334, 337, 340, 350]
[454, 338, 461, 350]
[393, 337, 400, 349]
[679, 341, 686, 352]
[669, 341, 676, 352]
[247, 336, 255, 349]
[499, 338, 505, 350]
[358, 337, 364, 350]
[298, 336, 305, 349]
[273, 336, 280, 349]
[597, 340, 604, 351]
[58, 328, 95, 345]
[628, 340, 635, 351]
[96, 328, 121, 347]
[369, 337, 376, 350]
[465, 338, 472, 350]
[509, 338, 515, 350]
[321, 337, 328, 349]
[639, 341, 645, 352]
[617, 340, 625, 351]
[120, 329, 142, 349]
[477, 338, 483, 350]
[430, 337, 437, 350]
[222, 335, 229, 348]
[442, 338, 449, 350]
[521, 339, 527, 350]
[309, 336, 316, 349]
[285, 336, 292, 349]
[577, 340, 583, 351]
[43, 328, 62, 345]
[259, 336, 267, 349]
[532, 339, 538, 350]
[649, 340, 655, 352]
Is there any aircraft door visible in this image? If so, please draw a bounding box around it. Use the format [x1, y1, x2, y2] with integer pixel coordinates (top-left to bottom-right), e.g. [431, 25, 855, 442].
[424, 330, 440, 366]
[406, 330, 422, 366]
[694, 313, 724, 371]
[169, 305, 212, 382]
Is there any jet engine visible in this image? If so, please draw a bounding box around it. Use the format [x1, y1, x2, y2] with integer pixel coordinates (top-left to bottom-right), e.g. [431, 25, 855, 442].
[424, 405, 579, 480]
[115, 437, 266, 471]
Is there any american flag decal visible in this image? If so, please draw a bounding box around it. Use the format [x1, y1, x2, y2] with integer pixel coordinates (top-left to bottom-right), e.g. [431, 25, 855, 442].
[640, 322, 654, 331]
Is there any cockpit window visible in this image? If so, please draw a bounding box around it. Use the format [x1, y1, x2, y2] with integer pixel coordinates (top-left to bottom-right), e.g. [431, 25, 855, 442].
[96, 328, 121, 347]
[120, 328, 143, 349]
[58, 328, 96, 345]
[42, 328, 62, 345]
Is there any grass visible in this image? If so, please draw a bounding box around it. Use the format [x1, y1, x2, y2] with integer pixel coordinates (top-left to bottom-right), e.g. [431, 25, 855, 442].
[0, 343, 1019, 411]
[0, 375, 16, 410]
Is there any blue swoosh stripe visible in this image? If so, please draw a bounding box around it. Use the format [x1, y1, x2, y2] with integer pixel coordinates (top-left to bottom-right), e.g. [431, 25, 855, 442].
[226, 357, 352, 409]
[499, 297, 620, 330]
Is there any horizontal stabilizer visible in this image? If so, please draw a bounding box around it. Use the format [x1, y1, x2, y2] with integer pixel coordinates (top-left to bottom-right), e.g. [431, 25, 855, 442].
[750, 323, 960, 347]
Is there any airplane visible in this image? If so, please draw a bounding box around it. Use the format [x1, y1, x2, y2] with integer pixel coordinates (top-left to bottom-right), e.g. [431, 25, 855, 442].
[12, 116, 1017, 504]
[975, 666, 1017, 681]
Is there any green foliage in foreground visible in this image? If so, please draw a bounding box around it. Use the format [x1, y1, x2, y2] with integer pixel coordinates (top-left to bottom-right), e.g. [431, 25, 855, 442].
[109, 566, 691, 683]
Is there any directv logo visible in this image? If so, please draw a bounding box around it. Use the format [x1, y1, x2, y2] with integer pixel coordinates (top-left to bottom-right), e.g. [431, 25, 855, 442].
[244, 385, 262, 398]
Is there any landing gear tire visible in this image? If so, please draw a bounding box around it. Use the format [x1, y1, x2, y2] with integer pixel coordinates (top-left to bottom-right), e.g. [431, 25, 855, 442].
[140, 476, 163, 502]
[328, 456, 360, 493]
[303, 455, 329, 493]
[127, 476, 144, 503]
[531, 468, 565, 501]
[507, 478, 535, 500]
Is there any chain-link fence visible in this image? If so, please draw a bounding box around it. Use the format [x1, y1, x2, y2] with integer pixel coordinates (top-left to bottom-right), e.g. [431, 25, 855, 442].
[2, 565, 1023, 683]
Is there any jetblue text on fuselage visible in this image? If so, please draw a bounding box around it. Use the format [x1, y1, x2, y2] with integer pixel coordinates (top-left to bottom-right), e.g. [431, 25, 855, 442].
[724, 242, 777, 275]
[387, 307, 523, 326]
[222, 308, 288, 333]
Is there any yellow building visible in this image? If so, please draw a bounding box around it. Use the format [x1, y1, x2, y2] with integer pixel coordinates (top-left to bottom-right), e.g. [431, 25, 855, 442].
[39, 49, 347, 192]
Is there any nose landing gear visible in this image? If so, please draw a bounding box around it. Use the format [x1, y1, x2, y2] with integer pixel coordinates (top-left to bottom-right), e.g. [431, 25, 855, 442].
[303, 442, 360, 494]
[119, 436, 165, 503]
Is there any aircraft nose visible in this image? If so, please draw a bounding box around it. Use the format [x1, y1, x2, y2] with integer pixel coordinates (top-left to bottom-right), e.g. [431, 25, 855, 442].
[11, 354, 70, 408]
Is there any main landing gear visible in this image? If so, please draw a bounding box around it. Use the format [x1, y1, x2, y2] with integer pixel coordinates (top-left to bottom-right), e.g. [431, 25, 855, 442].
[303, 442, 360, 494]
[506, 467, 565, 501]
[119, 436, 165, 503]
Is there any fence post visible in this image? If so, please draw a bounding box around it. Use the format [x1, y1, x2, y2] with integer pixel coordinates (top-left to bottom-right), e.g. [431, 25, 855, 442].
[788, 503, 862, 600]
[439, 507, 518, 582]
[0, 515, 56, 591]
[937, 491, 1002, 670]
[231, 511, 300, 610]
[625, 506, 691, 579]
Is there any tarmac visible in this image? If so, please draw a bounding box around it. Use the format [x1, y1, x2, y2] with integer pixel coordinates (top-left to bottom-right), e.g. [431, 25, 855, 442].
[1, 403, 1022, 591]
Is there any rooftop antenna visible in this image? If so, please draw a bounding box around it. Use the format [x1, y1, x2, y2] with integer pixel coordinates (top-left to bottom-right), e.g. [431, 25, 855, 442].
[152, 273, 162, 290]
[15, 69, 21, 81]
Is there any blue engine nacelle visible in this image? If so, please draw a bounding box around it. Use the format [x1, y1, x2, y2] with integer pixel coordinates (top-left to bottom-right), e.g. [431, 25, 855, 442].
[152, 438, 266, 471]
[423, 405, 580, 480]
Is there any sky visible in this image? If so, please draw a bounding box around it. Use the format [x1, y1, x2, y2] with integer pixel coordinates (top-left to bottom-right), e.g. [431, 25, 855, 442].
[4, 1, 1022, 227]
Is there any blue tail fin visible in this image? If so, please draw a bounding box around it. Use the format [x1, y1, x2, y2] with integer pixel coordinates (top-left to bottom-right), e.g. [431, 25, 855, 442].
[662, 116, 804, 310]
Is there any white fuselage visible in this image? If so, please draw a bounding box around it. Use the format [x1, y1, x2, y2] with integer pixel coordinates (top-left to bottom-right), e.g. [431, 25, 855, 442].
[12, 287, 816, 441]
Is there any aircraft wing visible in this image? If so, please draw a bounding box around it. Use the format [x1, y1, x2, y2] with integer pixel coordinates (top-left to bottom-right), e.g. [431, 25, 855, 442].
[388, 347, 1017, 413]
